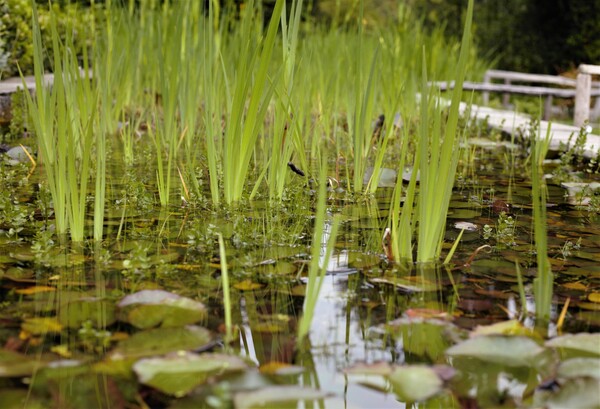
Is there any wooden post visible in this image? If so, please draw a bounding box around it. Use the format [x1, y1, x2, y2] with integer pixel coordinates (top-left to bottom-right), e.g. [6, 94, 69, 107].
[543, 95, 553, 121]
[575, 70, 591, 127]
[575, 64, 600, 127]
[502, 78, 511, 108]
[482, 71, 491, 105]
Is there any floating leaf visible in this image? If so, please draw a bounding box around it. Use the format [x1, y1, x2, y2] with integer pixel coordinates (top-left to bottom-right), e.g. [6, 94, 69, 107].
[58, 298, 116, 329]
[370, 276, 439, 292]
[21, 317, 63, 335]
[388, 365, 443, 402]
[453, 221, 478, 231]
[557, 358, 600, 379]
[0, 389, 46, 409]
[109, 325, 214, 360]
[118, 290, 206, 329]
[588, 292, 600, 303]
[471, 320, 538, 338]
[546, 333, 600, 357]
[15, 286, 55, 295]
[259, 362, 305, 376]
[233, 386, 331, 409]
[256, 261, 297, 276]
[344, 362, 393, 376]
[536, 378, 600, 409]
[133, 352, 247, 397]
[387, 318, 461, 361]
[0, 350, 47, 377]
[234, 279, 263, 291]
[446, 335, 544, 367]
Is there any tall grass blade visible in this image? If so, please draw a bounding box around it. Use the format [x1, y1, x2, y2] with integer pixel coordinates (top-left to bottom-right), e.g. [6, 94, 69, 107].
[297, 149, 341, 344]
[532, 123, 553, 322]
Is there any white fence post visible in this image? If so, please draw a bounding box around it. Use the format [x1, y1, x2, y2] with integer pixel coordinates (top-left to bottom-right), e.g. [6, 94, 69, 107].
[482, 71, 491, 105]
[575, 64, 600, 128]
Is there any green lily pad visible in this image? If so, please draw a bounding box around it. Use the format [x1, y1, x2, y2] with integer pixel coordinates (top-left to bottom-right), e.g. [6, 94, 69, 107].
[546, 333, 600, 357]
[0, 389, 46, 409]
[109, 325, 214, 360]
[445, 335, 544, 367]
[0, 350, 47, 377]
[133, 352, 247, 397]
[388, 365, 443, 402]
[21, 317, 63, 335]
[535, 378, 600, 409]
[370, 276, 439, 292]
[256, 261, 297, 276]
[233, 386, 331, 409]
[58, 298, 116, 329]
[557, 358, 600, 379]
[118, 290, 207, 329]
[386, 319, 460, 361]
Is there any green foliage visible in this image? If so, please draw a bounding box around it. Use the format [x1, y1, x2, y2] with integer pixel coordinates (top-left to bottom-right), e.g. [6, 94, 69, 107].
[412, 0, 600, 74]
[0, 0, 32, 76]
[0, 0, 95, 77]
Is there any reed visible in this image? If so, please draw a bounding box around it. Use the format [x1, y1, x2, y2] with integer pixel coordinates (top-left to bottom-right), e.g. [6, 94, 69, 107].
[222, 0, 284, 204]
[297, 148, 341, 345]
[387, 0, 473, 264]
[23, 5, 100, 242]
[531, 123, 553, 322]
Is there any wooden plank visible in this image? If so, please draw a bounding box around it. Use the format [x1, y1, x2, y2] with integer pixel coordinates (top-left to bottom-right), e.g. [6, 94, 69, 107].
[485, 69, 578, 87]
[579, 64, 600, 76]
[434, 81, 600, 97]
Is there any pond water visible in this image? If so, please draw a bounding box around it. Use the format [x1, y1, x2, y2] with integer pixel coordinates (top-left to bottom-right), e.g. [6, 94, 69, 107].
[0, 135, 599, 408]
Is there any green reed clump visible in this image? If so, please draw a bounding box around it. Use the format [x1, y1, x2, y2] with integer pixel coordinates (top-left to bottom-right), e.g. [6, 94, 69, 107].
[23, 5, 101, 242]
[388, 0, 473, 264]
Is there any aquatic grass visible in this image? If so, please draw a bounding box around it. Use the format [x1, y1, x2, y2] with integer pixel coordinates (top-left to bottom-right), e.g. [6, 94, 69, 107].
[415, 0, 473, 263]
[201, 1, 225, 205]
[23, 5, 100, 241]
[297, 149, 341, 345]
[221, 0, 284, 204]
[386, 0, 473, 264]
[531, 123, 553, 322]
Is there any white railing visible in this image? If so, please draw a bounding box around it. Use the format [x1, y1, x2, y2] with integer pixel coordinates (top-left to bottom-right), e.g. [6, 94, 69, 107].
[435, 66, 600, 124]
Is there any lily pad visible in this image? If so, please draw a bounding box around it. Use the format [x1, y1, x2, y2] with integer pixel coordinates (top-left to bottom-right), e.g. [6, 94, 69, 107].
[109, 325, 214, 360]
[133, 352, 247, 397]
[0, 350, 48, 377]
[546, 333, 600, 357]
[536, 377, 600, 409]
[118, 290, 207, 329]
[58, 298, 116, 329]
[370, 276, 439, 292]
[21, 317, 63, 335]
[445, 335, 544, 367]
[557, 358, 600, 379]
[388, 365, 443, 402]
[233, 386, 331, 409]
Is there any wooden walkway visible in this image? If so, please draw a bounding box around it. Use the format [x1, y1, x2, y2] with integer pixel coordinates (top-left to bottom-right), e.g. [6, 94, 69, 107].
[459, 102, 600, 159]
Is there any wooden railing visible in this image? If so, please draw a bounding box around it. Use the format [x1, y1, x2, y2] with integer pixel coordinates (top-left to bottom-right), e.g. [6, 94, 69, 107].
[435, 65, 600, 124]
